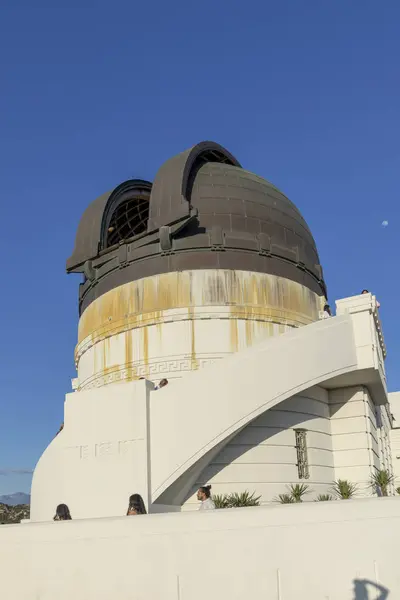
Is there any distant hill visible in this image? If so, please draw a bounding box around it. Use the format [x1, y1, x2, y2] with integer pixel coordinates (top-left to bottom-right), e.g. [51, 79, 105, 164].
[0, 492, 30, 506]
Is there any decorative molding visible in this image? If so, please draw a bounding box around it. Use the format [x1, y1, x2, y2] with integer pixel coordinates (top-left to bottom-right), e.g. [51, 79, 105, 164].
[65, 439, 143, 460]
[78, 355, 225, 391]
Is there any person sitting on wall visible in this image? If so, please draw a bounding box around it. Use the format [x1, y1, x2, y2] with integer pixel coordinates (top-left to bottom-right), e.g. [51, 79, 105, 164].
[322, 304, 332, 318]
[126, 494, 147, 515]
[54, 504, 72, 521]
[154, 378, 168, 390]
[197, 485, 216, 510]
[361, 289, 381, 308]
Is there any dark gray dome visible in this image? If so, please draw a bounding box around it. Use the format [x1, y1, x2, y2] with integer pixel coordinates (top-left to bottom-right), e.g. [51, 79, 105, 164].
[67, 141, 326, 315]
[190, 162, 319, 271]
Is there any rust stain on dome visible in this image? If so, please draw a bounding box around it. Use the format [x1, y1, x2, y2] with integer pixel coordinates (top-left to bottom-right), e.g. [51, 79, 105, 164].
[76, 270, 323, 372]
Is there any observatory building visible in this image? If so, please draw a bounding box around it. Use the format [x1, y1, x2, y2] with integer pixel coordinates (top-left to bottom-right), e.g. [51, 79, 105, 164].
[30, 141, 393, 519]
[4, 141, 400, 600]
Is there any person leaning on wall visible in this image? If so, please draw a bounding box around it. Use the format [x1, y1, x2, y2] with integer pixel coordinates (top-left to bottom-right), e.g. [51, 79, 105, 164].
[54, 504, 72, 521]
[361, 289, 381, 308]
[154, 378, 168, 390]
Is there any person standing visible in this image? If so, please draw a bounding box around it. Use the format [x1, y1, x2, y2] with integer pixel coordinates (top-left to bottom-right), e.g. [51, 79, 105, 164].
[322, 304, 332, 318]
[197, 485, 215, 510]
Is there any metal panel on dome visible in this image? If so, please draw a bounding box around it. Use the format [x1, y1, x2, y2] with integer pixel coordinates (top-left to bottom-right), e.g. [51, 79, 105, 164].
[67, 141, 327, 314]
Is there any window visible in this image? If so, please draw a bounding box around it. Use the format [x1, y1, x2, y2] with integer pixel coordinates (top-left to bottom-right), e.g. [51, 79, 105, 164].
[294, 429, 309, 479]
[106, 196, 149, 247]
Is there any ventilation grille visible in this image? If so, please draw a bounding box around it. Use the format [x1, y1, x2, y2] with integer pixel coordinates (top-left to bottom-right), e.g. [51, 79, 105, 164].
[294, 429, 310, 480]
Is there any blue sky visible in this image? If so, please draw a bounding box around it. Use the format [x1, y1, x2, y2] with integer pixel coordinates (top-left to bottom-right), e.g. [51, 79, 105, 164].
[0, 0, 399, 495]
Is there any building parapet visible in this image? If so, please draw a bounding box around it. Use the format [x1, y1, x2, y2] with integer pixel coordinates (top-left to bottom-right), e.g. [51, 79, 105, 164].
[336, 293, 386, 360]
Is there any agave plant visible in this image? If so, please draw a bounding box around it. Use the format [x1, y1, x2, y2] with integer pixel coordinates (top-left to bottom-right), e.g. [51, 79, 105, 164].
[315, 494, 334, 502]
[212, 494, 230, 509]
[288, 483, 310, 503]
[332, 479, 357, 500]
[370, 469, 394, 497]
[277, 493, 295, 504]
[212, 491, 261, 508]
[227, 491, 261, 507]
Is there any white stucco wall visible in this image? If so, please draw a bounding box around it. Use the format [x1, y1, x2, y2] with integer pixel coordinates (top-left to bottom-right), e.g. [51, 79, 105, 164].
[74, 270, 322, 390]
[183, 385, 334, 507]
[1, 498, 398, 600]
[329, 386, 394, 495]
[30, 380, 153, 522]
[376, 403, 393, 484]
[31, 295, 390, 519]
[389, 392, 400, 482]
[330, 386, 380, 489]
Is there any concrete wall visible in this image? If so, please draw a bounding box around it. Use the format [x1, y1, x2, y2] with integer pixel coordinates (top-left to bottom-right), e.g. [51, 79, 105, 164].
[150, 313, 358, 505]
[330, 386, 394, 495]
[30, 380, 152, 522]
[31, 294, 389, 520]
[184, 386, 334, 506]
[1, 497, 398, 600]
[75, 270, 322, 390]
[330, 386, 380, 490]
[389, 392, 400, 482]
[376, 404, 393, 488]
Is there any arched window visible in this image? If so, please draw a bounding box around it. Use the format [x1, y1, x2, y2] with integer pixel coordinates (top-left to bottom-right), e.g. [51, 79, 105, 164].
[101, 180, 152, 249]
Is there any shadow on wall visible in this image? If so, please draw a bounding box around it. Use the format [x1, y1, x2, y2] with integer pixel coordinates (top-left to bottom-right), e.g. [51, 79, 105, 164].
[354, 579, 389, 599]
[183, 405, 316, 503]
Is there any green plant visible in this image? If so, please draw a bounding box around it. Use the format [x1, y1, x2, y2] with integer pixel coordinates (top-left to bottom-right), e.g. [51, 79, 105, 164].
[277, 493, 295, 504]
[212, 494, 230, 509]
[370, 469, 394, 497]
[212, 491, 261, 509]
[288, 483, 310, 503]
[396, 486, 400, 496]
[332, 479, 357, 500]
[227, 491, 261, 507]
[315, 494, 334, 502]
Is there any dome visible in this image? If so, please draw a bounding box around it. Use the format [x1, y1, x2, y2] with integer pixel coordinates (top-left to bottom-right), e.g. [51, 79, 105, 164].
[67, 142, 326, 314]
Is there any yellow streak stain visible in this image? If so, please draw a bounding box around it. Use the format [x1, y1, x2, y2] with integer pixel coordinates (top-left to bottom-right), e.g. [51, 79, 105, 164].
[77, 271, 322, 372]
[188, 306, 198, 370]
[125, 330, 133, 381]
[230, 317, 239, 353]
[245, 320, 253, 348]
[142, 325, 149, 377]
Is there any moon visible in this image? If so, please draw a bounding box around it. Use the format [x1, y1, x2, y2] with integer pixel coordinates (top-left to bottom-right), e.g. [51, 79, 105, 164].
[382, 220, 389, 227]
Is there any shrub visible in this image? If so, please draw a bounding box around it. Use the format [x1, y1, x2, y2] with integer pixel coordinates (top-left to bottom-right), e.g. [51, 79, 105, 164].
[370, 469, 394, 497]
[212, 494, 230, 509]
[212, 491, 261, 508]
[332, 479, 357, 499]
[227, 491, 261, 507]
[288, 483, 310, 503]
[275, 484, 311, 504]
[277, 493, 295, 504]
[315, 494, 334, 502]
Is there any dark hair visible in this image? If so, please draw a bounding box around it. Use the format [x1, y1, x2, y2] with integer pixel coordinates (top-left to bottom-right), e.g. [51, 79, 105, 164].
[127, 494, 147, 515]
[323, 304, 331, 314]
[54, 504, 71, 521]
[361, 289, 369, 294]
[198, 485, 212, 498]
[159, 378, 168, 388]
